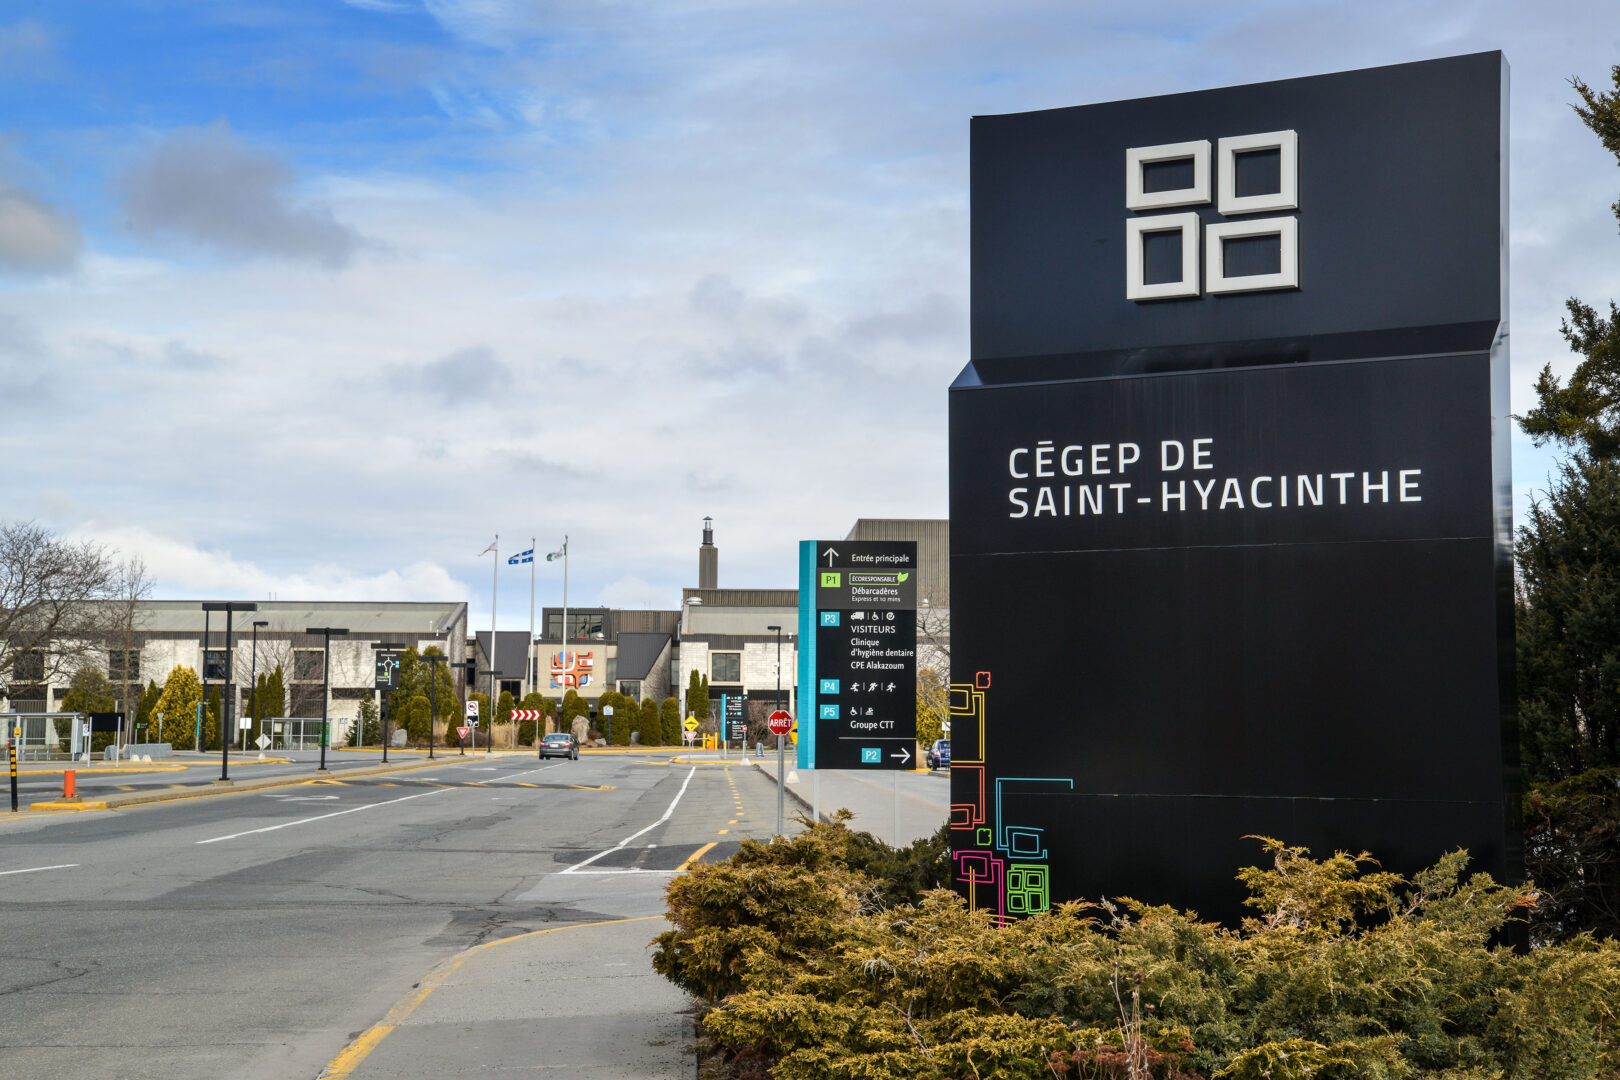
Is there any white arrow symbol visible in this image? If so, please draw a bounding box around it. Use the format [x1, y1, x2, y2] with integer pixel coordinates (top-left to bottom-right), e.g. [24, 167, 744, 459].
[891, 746, 911, 764]
[821, 546, 839, 565]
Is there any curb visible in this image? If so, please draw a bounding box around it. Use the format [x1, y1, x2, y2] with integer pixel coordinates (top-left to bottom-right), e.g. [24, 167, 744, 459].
[751, 760, 818, 821]
[20, 757, 473, 813]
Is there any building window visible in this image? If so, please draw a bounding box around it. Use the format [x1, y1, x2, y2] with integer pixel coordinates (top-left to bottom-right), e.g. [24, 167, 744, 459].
[8, 686, 46, 712]
[293, 650, 324, 681]
[711, 652, 741, 683]
[289, 684, 324, 716]
[546, 611, 607, 640]
[12, 649, 44, 683]
[108, 649, 140, 683]
[619, 680, 641, 701]
[332, 688, 374, 701]
[204, 650, 228, 681]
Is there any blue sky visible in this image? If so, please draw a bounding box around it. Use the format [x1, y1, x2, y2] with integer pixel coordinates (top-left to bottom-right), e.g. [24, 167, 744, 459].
[1, 1, 1617, 627]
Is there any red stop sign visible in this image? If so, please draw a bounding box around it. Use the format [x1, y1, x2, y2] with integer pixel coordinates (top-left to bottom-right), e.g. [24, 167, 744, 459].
[767, 711, 793, 736]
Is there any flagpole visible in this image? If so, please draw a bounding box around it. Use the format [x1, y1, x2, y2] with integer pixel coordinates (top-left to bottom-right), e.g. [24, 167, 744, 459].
[490, 533, 497, 755]
[561, 535, 568, 711]
[528, 535, 536, 702]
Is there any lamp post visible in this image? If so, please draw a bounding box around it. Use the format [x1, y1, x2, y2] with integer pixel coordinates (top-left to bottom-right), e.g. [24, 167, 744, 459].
[202, 602, 257, 782]
[483, 670, 503, 755]
[451, 659, 475, 754]
[249, 619, 268, 753]
[199, 607, 211, 753]
[768, 624, 783, 835]
[305, 627, 349, 771]
[422, 653, 448, 760]
[374, 642, 406, 763]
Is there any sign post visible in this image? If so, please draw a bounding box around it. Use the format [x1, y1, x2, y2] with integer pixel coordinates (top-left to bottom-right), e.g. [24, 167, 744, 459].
[374, 647, 403, 763]
[462, 700, 478, 757]
[768, 710, 793, 835]
[796, 541, 918, 771]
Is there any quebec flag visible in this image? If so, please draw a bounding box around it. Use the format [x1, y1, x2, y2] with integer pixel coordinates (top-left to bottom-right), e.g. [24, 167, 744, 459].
[508, 548, 534, 565]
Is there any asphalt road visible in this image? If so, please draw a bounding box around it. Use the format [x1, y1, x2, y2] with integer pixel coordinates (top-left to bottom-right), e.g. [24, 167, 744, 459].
[7, 748, 453, 802]
[0, 751, 780, 1078]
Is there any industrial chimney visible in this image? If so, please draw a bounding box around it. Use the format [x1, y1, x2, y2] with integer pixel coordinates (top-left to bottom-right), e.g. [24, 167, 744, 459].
[698, 516, 718, 589]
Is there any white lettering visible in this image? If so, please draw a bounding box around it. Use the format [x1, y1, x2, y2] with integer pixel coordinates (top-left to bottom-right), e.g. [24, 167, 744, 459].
[1193, 477, 1218, 510]
[1009, 448, 1028, 479]
[1331, 472, 1354, 504]
[1362, 471, 1389, 503]
[1091, 444, 1112, 475]
[1034, 486, 1057, 516]
[1034, 441, 1055, 478]
[1298, 474, 1323, 506]
[1162, 480, 1186, 511]
[1118, 442, 1140, 471]
[1250, 476, 1273, 508]
[1161, 440, 1185, 471]
[1061, 445, 1085, 476]
[1192, 438, 1214, 470]
[1110, 482, 1131, 512]
[1219, 477, 1245, 509]
[1077, 485, 1104, 515]
[1008, 488, 1028, 518]
[1399, 469, 1422, 502]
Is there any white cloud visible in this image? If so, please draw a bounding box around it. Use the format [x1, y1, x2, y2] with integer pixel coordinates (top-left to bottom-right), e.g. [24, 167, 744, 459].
[73, 524, 467, 603]
[0, 186, 80, 273]
[599, 575, 675, 611]
[123, 122, 363, 267]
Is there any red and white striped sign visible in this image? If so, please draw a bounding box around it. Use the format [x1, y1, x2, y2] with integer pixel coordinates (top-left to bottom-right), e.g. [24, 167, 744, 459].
[511, 709, 544, 722]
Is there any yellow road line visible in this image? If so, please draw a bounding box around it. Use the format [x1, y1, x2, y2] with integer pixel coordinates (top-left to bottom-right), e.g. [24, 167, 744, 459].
[717, 828, 728, 835]
[318, 916, 664, 1079]
[677, 842, 717, 871]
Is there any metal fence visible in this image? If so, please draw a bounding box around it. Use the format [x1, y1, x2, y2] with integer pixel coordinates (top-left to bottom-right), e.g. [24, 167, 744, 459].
[0, 712, 87, 761]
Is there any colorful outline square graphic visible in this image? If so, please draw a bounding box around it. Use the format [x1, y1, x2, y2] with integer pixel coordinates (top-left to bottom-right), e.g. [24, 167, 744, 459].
[861, 747, 881, 763]
[820, 572, 841, 588]
[820, 611, 840, 626]
[820, 704, 840, 720]
[819, 678, 839, 694]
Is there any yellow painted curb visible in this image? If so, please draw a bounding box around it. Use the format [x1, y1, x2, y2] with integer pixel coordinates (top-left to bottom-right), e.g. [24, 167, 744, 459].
[29, 800, 110, 811]
[318, 915, 666, 1079]
[19, 765, 188, 776]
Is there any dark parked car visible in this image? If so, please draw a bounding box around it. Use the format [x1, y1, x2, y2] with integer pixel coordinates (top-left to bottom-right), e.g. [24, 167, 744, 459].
[540, 732, 578, 760]
[927, 739, 950, 770]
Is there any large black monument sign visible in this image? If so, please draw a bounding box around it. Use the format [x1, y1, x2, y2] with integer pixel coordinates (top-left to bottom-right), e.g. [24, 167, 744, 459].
[948, 53, 1515, 923]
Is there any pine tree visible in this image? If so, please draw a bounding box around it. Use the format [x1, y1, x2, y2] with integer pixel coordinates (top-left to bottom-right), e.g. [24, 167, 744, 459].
[136, 678, 161, 738]
[639, 697, 662, 746]
[60, 666, 116, 714]
[661, 696, 681, 746]
[153, 666, 216, 748]
[353, 696, 380, 746]
[1517, 455, 1620, 780]
[1518, 68, 1620, 456]
[495, 689, 515, 746]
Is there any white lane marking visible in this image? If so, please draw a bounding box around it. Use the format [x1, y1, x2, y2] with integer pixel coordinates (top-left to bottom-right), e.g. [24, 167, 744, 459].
[0, 863, 79, 877]
[560, 766, 696, 875]
[473, 763, 562, 786]
[196, 789, 448, 844]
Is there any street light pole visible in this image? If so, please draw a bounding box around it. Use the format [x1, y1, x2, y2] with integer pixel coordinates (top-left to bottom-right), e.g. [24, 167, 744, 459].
[768, 624, 783, 836]
[250, 620, 268, 754]
[199, 607, 211, 753]
[305, 627, 349, 771]
[373, 642, 406, 764]
[483, 671, 503, 755]
[203, 602, 257, 782]
[422, 653, 448, 760]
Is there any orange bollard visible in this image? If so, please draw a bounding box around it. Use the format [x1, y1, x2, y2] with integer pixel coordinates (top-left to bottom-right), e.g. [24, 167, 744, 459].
[64, 770, 76, 798]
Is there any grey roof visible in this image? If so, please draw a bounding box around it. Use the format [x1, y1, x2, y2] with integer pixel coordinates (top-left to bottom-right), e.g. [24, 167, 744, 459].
[475, 630, 531, 676]
[109, 600, 466, 636]
[614, 632, 671, 681]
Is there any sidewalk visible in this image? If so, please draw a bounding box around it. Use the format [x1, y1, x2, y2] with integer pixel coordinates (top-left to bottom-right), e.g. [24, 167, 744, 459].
[324, 915, 692, 1079]
[752, 754, 949, 846]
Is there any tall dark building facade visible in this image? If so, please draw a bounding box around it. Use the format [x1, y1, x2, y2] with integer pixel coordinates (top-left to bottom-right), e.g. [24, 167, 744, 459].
[949, 53, 1516, 922]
